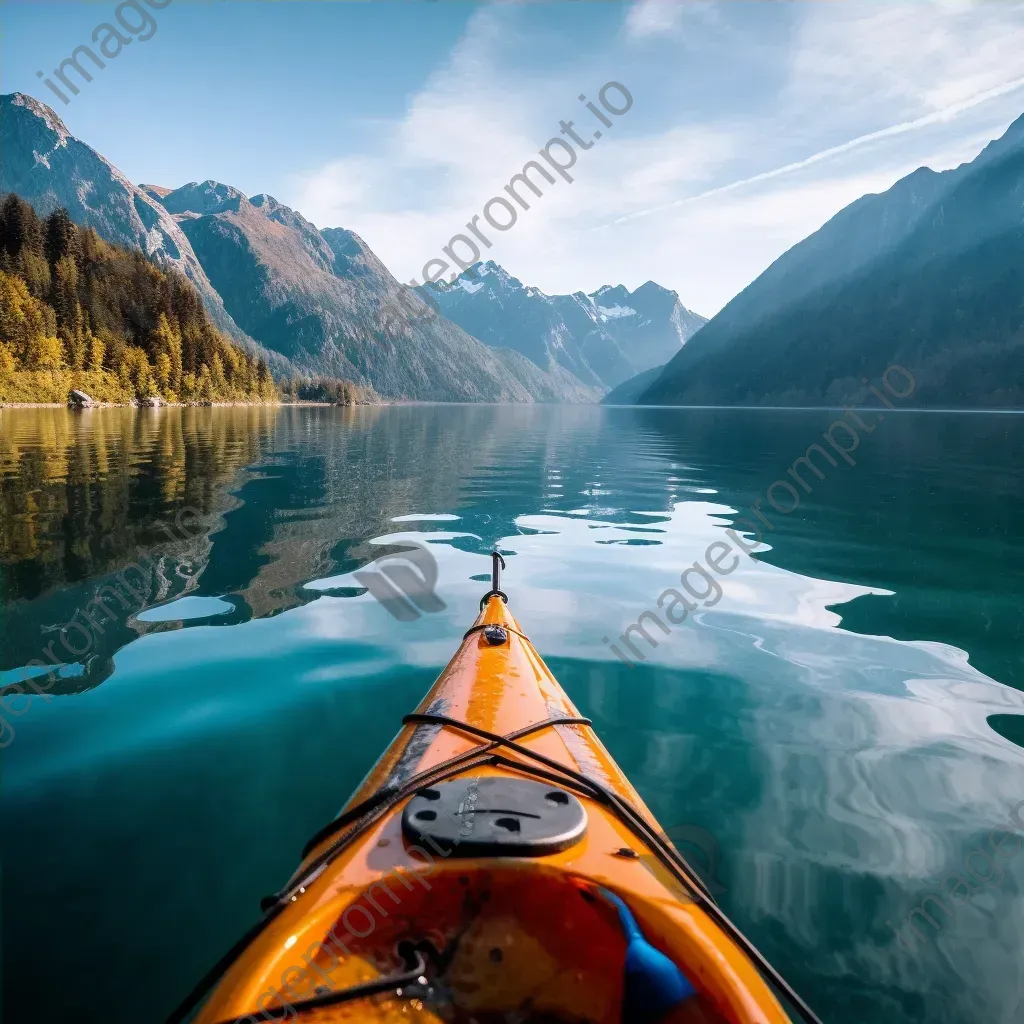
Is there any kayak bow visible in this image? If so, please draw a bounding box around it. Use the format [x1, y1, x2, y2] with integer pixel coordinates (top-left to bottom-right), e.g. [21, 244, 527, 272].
[173, 554, 821, 1024]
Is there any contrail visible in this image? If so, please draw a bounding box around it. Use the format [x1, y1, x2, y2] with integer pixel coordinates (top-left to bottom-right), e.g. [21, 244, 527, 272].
[597, 75, 1024, 229]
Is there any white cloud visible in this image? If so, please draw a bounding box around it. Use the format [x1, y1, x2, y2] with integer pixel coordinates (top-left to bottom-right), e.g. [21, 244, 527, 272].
[624, 0, 687, 38]
[286, 0, 1024, 314]
[289, 3, 737, 291]
[787, 0, 1024, 118]
[624, 0, 720, 40]
[596, 74, 1024, 232]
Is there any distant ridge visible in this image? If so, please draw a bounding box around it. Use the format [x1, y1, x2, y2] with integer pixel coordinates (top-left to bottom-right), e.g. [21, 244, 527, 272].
[638, 112, 1024, 408]
[420, 261, 706, 389]
[601, 365, 666, 405]
[148, 182, 600, 402]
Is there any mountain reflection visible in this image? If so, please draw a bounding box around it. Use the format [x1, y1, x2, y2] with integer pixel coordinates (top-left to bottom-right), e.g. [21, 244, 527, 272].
[2, 406, 1021, 703]
[0, 405, 676, 694]
[630, 407, 1024, 692]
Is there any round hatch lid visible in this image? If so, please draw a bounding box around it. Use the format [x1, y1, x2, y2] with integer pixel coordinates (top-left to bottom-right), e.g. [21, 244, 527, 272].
[402, 777, 587, 857]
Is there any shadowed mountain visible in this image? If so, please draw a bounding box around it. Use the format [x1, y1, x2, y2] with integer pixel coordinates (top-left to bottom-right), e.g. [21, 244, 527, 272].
[420, 261, 706, 389]
[640, 112, 1024, 408]
[601, 365, 666, 405]
[149, 183, 600, 403]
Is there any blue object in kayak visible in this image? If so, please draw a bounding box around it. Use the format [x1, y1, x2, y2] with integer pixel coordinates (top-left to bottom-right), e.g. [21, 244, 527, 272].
[599, 887, 698, 1022]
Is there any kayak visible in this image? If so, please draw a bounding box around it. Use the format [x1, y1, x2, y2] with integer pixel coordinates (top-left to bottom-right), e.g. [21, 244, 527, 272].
[171, 554, 821, 1024]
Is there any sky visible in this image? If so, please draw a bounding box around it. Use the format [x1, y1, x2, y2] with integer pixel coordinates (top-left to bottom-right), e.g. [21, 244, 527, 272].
[3, 0, 1024, 315]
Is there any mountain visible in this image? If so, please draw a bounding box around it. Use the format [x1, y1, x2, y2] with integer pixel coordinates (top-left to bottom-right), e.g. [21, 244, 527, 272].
[147, 182, 598, 403]
[588, 280, 707, 374]
[0, 94, 255, 352]
[0, 93, 596, 403]
[420, 262, 706, 389]
[639, 113, 1024, 408]
[600, 365, 666, 405]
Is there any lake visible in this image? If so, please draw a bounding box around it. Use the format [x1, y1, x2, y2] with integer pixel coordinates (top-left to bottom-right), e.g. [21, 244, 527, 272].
[2, 404, 1023, 1024]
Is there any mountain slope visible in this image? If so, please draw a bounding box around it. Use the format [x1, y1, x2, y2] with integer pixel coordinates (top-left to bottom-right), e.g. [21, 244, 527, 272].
[152, 182, 598, 402]
[420, 262, 706, 389]
[640, 113, 1024, 408]
[0, 192, 278, 404]
[600, 365, 666, 405]
[0, 94, 254, 351]
[588, 280, 707, 372]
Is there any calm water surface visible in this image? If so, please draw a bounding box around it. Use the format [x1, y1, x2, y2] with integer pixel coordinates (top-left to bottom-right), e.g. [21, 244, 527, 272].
[2, 405, 1023, 1023]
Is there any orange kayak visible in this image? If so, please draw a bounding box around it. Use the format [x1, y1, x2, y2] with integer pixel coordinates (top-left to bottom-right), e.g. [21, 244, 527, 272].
[171, 556, 820, 1024]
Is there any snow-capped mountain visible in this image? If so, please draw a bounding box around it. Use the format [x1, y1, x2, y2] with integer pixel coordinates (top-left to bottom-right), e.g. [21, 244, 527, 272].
[420, 262, 706, 389]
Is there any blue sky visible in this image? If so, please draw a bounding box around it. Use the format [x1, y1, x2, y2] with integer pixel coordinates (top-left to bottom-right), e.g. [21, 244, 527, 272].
[3, 1, 1024, 314]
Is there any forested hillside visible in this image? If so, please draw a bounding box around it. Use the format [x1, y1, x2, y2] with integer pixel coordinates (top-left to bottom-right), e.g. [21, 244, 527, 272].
[0, 193, 278, 404]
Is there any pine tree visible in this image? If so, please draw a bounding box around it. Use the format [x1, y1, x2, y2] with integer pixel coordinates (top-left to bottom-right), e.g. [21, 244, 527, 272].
[150, 313, 183, 394]
[44, 207, 80, 268]
[0, 340, 15, 377]
[86, 332, 105, 372]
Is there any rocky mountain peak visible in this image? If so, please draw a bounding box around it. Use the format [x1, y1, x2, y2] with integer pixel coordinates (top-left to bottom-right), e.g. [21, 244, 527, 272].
[590, 283, 631, 305]
[422, 261, 706, 390]
[465, 260, 519, 288]
[158, 180, 245, 217]
[632, 280, 677, 300]
[9, 92, 71, 147]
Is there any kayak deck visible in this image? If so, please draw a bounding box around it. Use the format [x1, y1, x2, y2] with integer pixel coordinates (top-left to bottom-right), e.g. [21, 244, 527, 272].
[186, 596, 800, 1024]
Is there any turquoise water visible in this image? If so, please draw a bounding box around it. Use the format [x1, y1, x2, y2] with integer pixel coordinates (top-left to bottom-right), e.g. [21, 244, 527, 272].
[2, 404, 1023, 1023]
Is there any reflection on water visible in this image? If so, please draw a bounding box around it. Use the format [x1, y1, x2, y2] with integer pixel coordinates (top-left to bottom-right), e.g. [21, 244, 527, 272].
[2, 405, 1023, 1024]
[136, 595, 235, 622]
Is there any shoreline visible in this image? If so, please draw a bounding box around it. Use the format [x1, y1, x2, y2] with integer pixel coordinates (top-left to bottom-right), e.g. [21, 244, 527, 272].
[0, 400, 382, 410]
[0, 401, 282, 409]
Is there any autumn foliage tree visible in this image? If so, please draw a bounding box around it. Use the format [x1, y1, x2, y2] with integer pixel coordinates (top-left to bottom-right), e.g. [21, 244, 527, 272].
[283, 373, 377, 405]
[0, 193, 279, 404]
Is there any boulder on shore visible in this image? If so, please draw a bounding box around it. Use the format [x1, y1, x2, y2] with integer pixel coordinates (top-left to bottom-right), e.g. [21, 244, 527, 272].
[138, 395, 165, 407]
[68, 389, 95, 408]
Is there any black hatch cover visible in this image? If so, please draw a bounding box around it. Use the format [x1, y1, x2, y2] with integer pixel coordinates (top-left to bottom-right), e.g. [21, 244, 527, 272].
[401, 777, 587, 857]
